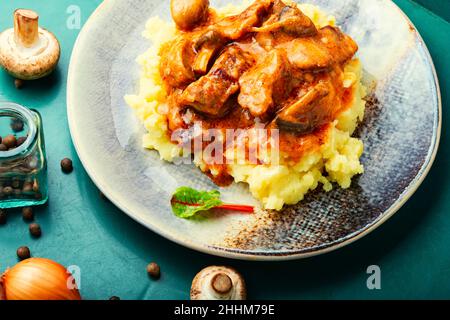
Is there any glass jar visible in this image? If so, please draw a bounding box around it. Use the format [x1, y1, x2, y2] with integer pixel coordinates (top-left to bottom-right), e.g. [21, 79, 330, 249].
[0, 102, 48, 208]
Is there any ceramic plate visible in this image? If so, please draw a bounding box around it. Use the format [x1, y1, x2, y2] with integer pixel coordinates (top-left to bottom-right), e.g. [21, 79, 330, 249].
[67, 0, 441, 260]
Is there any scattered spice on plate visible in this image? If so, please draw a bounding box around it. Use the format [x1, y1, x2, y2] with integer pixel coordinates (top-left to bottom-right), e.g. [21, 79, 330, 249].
[0, 209, 7, 225]
[61, 158, 73, 173]
[147, 262, 160, 279]
[29, 223, 42, 238]
[22, 207, 34, 221]
[16, 246, 31, 260]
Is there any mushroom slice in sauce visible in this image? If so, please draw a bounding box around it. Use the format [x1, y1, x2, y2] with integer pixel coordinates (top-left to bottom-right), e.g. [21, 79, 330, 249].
[238, 48, 292, 119]
[192, 30, 225, 75]
[252, 0, 317, 37]
[212, 0, 273, 40]
[279, 26, 358, 71]
[275, 81, 334, 134]
[179, 45, 254, 117]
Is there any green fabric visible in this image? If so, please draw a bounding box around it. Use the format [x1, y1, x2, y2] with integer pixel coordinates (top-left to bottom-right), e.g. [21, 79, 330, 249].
[411, 0, 450, 22]
[0, 0, 449, 299]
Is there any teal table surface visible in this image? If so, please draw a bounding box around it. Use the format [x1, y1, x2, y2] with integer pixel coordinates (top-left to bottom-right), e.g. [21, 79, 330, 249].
[0, 0, 449, 300]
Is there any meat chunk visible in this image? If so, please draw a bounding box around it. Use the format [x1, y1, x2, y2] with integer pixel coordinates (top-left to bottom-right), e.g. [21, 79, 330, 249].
[213, 0, 272, 40]
[189, 0, 273, 74]
[319, 26, 359, 64]
[238, 49, 291, 118]
[275, 80, 337, 134]
[280, 26, 358, 70]
[252, 0, 317, 37]
[179, 45, 254, 117]
[160, 37, 196, 89]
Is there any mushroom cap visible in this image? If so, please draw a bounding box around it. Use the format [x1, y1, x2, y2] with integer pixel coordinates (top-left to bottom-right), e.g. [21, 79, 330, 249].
[0, 27, 60, 80]
[190, 266, 246, 300]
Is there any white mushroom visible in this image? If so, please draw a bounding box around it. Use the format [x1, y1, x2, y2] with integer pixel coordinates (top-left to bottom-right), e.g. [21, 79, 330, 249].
[190, 266, 246, 300]
[0, 9, 60, 80]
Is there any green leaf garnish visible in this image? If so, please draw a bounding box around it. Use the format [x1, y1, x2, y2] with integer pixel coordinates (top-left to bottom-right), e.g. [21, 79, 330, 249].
[170, 187, 223, 218]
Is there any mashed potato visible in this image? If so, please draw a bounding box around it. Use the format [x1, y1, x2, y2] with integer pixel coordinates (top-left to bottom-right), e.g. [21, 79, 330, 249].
[125, 1, 366, 211]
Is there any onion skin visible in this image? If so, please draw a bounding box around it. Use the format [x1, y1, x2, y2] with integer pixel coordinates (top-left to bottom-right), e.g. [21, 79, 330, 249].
[1, 258, 81, 300]
[0, 280, 5, 300]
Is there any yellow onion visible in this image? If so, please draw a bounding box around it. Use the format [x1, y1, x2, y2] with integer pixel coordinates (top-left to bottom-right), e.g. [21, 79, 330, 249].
[1, 258, 81, 300]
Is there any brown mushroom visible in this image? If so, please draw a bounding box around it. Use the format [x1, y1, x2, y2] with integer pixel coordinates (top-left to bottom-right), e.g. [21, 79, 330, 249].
[190, 266, 246, 300]
[0, 9, 60, 80]
[171, 0, 210, 30]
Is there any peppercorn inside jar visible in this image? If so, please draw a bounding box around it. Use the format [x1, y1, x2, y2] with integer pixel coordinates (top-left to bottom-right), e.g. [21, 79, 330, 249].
[0, 102, 48, 208]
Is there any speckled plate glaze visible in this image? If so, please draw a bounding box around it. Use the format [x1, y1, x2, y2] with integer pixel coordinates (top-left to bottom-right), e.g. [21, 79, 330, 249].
[67, 0, 441, 260]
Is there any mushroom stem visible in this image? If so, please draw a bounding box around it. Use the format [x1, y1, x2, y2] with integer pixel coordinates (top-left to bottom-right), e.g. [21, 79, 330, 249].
[14, 9, 39, 48]
[211, 273, 233, 295]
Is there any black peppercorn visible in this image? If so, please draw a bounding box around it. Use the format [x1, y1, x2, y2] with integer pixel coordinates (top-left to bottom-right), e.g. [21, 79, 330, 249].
[32, 179, 39, 192]
[11, 119, 24, 132]
[29, 223, 42, 238]
[3, 186, 13, 196]
[16, 246, 31, 260]
[61, 158, 73, 173]
[0, 209, 7, 225]
[147, 262, 161, 279]
[14, 79, 24, 89]
[22, 207, 34, 221]
[16, 136, 27, 147]
[109, 296, 120, 300]
[22, 181, 33, 193]
[12, 178, 21, 189]
[0, 136, 2, 144]
[2, 135, 17, 149]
